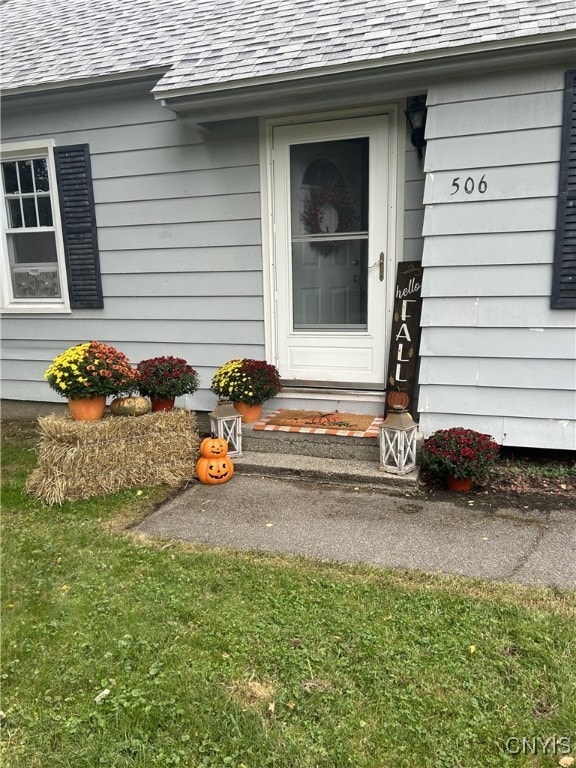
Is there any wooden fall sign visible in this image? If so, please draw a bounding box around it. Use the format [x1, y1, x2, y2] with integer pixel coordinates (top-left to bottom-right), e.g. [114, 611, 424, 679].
[385, 261, 423, 416]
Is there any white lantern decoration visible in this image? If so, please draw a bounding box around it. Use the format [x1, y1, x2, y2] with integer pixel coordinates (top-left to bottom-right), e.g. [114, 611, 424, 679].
[209, 400, 242, 458]
[379, 408, 417, 475]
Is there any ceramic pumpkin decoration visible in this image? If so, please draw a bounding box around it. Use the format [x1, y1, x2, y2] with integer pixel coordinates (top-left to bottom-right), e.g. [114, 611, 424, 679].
[196, 455, 235, 485]
[199, 435, 228, 458]
[387, 390, 410, 410]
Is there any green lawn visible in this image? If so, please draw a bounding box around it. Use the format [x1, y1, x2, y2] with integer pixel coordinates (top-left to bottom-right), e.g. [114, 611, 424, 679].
[2, 423, 575, 768]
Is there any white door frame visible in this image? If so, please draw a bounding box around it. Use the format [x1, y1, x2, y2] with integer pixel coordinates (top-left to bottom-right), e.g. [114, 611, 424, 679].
[259, 104, 403, 391]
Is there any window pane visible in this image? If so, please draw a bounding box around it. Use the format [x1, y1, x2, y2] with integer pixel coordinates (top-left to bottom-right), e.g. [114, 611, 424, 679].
[2, 162, 19, 194]
[290, 137, 369, 239]
[7, 198, 23, 228]
[290, 137, 369, 331]
[7, 233, 61, 298]
[292, 239, 368, 329]
[33, 159, 49, 192]
[37, 196, 53, 226]
[7, 231, 58, 264]
[11, 267, 61, 299]
[22, 198, 38, 227]
[18, 160, 34, 193]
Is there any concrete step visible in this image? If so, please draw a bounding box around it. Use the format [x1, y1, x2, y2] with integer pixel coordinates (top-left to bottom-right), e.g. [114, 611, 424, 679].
[233, 450, 420, 494]
[198, 411, 421, 490]
[242, 421, 381, 461]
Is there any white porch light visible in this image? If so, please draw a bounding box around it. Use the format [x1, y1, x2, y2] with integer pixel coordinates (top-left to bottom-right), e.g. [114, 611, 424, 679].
[209, 400, 242, 458]
[379, 408, 417, 475]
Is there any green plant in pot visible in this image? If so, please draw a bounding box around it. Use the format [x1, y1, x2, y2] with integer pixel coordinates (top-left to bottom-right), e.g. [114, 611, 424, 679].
[137, 356, 199, 412]
[420, 427, 500, 491]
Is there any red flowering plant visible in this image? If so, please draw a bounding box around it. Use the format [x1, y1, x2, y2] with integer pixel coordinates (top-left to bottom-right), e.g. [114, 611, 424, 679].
[136, 356, 199, 399]
[44, 341, 138, 399]
[420, 428, 500, 482]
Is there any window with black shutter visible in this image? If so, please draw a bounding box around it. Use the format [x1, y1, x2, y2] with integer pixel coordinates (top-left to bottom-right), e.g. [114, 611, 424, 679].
[0, 140, 102, 311]
[551, 69, 576, 309]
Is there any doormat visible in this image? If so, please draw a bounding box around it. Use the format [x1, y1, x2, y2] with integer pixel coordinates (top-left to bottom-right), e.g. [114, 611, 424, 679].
[252, 409, 383, 438]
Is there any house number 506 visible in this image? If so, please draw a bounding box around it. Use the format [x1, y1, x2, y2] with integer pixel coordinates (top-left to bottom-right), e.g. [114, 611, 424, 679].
[450, 175, 487, 195]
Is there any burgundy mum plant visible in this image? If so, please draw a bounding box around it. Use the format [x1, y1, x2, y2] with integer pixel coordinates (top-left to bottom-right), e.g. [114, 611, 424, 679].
[420, 428, 500, 482]
[137, 356, 199, 399]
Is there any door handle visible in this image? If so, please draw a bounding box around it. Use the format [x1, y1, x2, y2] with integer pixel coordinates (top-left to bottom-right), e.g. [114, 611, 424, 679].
[379, 252, 385, 281]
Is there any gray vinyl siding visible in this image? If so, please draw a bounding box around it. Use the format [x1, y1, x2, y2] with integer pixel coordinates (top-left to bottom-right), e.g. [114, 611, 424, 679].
[403, 119, 426, 263]
[419, 67, 576, 449]
[2, 90, 423, 410]
[1, 90, 263, 410]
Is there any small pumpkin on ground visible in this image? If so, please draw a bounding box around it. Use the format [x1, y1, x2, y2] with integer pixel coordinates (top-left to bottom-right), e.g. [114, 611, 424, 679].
[110, 396, 151, 416]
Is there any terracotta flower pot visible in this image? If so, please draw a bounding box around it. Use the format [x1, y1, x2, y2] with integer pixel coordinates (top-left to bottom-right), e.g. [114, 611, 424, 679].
[446, 475, 473, 492]
[150, 396, 176, 412]
[68, 396, 107, 421]
[233, 401, 263, 423]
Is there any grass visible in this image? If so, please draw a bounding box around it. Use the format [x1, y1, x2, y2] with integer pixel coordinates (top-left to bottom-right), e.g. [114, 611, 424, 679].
[2, 422, 575, 768]
[499, 446, 576, 481]
[500, 456, 576, 483]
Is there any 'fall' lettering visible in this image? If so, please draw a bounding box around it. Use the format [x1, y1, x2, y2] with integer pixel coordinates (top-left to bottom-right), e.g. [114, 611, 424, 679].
[397, 343, 410, 362]
[395, 323, 412, 343]
[400, 299, 416, 321]
[395, 363, 408, 382]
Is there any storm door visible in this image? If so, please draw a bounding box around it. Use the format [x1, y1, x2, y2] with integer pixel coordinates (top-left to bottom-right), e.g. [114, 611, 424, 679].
[272, 116, 391, 385]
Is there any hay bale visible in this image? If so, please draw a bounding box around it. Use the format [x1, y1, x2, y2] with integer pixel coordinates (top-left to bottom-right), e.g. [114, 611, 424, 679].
[26, 409, 200, 505]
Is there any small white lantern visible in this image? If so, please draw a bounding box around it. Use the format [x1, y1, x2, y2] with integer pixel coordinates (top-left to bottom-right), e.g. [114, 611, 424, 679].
[209, 400, 242, 458]
[379, 408, 417, 475]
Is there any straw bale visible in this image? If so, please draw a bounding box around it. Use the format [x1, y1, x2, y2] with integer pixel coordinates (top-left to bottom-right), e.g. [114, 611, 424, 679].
[26, 409, 200, 505]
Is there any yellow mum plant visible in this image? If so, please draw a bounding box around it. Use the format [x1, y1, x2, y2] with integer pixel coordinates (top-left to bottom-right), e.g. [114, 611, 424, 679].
[210, 359, 281, 405]
[44, 341, 138, 399]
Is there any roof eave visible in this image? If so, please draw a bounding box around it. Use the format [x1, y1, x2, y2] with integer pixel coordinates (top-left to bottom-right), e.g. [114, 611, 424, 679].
[156, 31, 576, 121]
[0, 67, 169, 101]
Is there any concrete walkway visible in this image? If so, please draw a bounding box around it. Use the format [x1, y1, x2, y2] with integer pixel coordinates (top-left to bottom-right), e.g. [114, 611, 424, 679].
[135, 473, 576, 589]
[3, 399, 575, 589]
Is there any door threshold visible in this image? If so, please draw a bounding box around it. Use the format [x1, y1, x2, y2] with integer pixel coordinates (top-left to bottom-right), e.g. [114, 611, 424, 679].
[281, 379, 385, 392]
[277, 385, 386, 403]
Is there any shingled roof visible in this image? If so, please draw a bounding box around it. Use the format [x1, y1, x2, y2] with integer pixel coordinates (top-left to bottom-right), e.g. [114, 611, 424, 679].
[1, 0, 575, 95]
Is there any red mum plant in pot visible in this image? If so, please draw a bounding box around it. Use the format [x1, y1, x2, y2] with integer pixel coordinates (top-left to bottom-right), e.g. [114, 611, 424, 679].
[137, 356, 199, 412]
[420, 427, 500, 492]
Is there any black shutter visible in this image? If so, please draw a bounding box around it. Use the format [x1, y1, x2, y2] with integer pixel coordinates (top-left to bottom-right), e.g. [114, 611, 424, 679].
[54, 144, 103, 309]
[551, 70, 576, 309]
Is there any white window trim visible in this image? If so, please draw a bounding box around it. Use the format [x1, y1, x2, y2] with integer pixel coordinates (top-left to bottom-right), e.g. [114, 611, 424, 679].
[1, 139, 71, 313]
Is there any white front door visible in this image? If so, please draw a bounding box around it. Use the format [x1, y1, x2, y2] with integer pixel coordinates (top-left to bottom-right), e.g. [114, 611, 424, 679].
[271, 115, 394, 386]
